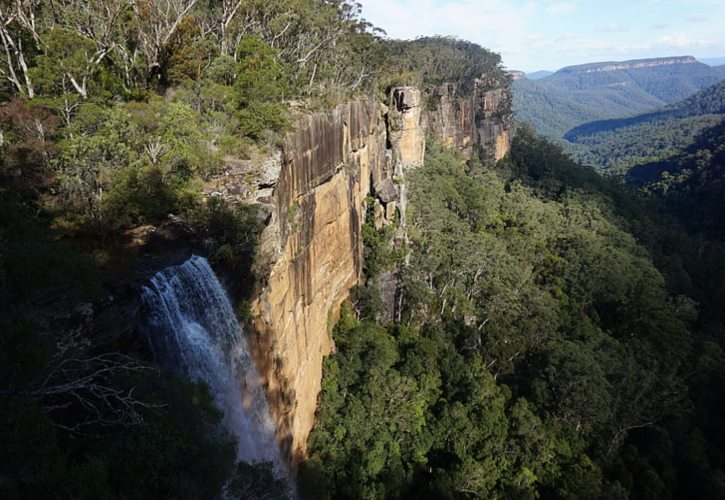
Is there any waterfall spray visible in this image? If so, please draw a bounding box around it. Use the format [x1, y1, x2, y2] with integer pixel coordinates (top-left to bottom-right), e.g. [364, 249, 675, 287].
[140, 255, 287, 478]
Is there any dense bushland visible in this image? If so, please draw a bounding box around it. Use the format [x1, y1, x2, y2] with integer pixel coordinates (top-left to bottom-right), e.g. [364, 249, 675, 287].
[564, 81, 725, 173]
[301, 130, 725, 499]
[3, 1, 724, 498]
[0, 2, 509, 498]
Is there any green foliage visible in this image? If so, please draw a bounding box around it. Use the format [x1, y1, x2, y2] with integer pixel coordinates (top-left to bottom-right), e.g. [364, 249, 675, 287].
[102, 164, 197, 227]
[233, 36, 290, 140]
[562, 81, 725, 174]
[303, 303, 566, 498]
[569, 112, 725, 499]
[161, 16, 216, 85]
[634, 118, 725, 333]
[350, 284, 384, 322]
[0, 98, 59, 181]
[49, 97, 229, 231]
[235, 36, 288, 106]
[380, 37, 507, 94]
[361, 209, 399, 280]
[30, 29, 100, 97]
[189, 196, 264, 290]
[207, 55, 237, 86]
[305, 132, 702, 498]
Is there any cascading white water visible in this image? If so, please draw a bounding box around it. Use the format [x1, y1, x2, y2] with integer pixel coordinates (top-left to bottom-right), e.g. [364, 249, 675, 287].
[140, 255, 286, 477]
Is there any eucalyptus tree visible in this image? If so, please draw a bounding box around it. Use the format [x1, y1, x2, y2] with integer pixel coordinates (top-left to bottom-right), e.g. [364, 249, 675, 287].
[0, 0, 43, 98]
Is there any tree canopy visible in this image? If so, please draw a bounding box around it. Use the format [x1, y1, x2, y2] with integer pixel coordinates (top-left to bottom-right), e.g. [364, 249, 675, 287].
[302, 128, 725, 499]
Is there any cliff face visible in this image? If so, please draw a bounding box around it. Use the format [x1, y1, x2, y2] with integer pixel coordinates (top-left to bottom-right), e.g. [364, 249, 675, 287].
[248, 98, 389, 464]
[425, 83, 511, 161]
[242, 82, 511, 466]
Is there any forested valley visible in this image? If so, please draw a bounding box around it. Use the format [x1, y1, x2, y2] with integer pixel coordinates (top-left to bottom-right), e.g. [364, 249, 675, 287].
[2, 1, 725, 499]
[511, 57, 725, 172]
[564, 81, 725, 175]
[512, 57, 723, 142]
[302, 128, 725, 498]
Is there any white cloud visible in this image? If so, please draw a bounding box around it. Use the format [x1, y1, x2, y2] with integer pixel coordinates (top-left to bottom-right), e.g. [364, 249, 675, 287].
[545, 2, 579, 15]
[597, 25, 631, 33]
[657, 34, 715, 49]
[357, 0, 725, 72]
[358, 0, 538, 67]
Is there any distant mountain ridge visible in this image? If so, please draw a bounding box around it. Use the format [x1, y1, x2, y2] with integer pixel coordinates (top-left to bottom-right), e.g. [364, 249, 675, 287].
[557, 56, 697, 75]
[512, 55, 725, 147]
[566, 80, 725, 139]
[526, 70, 553, 80]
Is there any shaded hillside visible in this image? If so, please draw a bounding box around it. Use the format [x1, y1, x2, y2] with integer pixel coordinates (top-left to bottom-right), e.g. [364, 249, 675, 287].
[642, 120, 725, 324]
[564, 81, 725, 173]
[513, 78, 645, 139]
[302, 128, 725, 499]
[631, 123, 725, 480]
[513, 56, 724, 141]
[527, 70, 554, 80]
[633, 119, 725, 222]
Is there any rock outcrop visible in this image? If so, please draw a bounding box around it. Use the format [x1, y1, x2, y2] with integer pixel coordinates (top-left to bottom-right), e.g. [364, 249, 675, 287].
[426, 83, 511, 161]
[388, 87, 426, 168]
[211, 81, 512, 467]
[507, 70, 526, 81]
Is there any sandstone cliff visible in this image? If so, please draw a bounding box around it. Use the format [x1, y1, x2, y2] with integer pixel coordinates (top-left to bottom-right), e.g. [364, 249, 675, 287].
[249, 97, 389, 464]
[217, 81, 512, 467]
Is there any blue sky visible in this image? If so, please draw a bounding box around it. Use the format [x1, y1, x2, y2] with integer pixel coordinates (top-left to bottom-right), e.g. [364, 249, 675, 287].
[358, 0, 725, 72]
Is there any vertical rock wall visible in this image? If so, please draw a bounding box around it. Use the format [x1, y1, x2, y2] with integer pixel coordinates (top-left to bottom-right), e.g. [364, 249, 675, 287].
[247, 82, 512, 467]
[249, 98, 390, 466]
[425, 82, 512, 161]
[388, 87, 426, 168]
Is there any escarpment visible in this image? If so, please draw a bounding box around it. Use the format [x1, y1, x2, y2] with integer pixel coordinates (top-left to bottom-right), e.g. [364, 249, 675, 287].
[248, 97, 389, 466]
[217, 80, 512, 467]
[425, 83, 511, 161]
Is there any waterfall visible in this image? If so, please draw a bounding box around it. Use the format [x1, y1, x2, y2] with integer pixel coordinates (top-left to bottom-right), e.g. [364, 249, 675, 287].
[139, 255, 286, 476]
